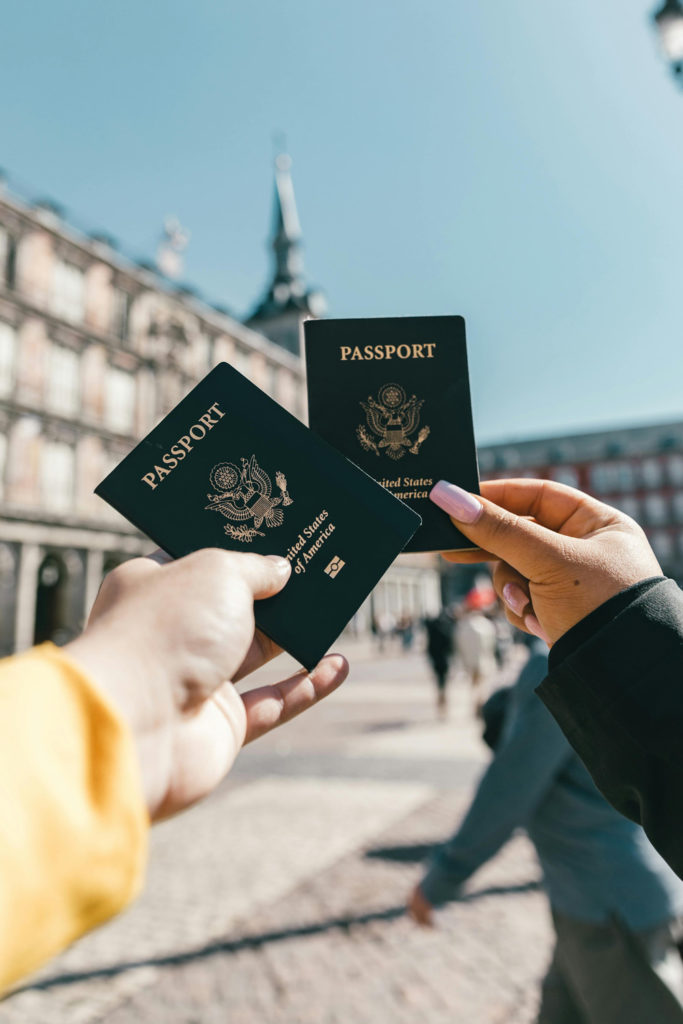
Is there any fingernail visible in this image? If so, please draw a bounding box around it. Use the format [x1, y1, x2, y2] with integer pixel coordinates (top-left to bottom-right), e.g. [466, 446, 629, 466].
[266, 555, 291, 574]
[524, 614, 551, 646]
[430, 481, 483, 524]
[502, 582, 529, 617]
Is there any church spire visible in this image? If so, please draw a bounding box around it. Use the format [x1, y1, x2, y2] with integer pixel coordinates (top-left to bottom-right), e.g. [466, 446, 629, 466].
[245, 150, 326, 355]
[271, 153, 304, 289]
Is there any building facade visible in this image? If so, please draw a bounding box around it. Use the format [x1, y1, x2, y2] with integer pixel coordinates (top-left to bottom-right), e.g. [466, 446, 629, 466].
[0, 185, 306, 656]
[0, 162, 440, 656]
[479, 419, 683, 582]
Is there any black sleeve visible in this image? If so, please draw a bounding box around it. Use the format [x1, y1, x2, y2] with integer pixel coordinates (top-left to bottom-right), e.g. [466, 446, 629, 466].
[536, 577, 683, 877]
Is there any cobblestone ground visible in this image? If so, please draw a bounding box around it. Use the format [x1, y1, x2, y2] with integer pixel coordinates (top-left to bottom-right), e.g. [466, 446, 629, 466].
[3, 639, 552, 1024]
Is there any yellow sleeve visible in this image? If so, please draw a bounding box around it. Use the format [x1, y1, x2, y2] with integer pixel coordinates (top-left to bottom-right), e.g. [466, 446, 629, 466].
[0, 643, 149, 992]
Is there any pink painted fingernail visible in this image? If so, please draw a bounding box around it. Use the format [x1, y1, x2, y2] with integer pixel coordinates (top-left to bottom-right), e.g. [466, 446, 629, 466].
[524, 614, 551, 646]
[430, 481, 483, 524]
[266, 555, 291, 574]
[502, 583, 529, 617]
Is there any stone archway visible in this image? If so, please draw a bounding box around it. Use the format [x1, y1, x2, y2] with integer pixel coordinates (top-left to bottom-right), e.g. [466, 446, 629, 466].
[33, 549, 84, 646]
[34, 553, 68, 645]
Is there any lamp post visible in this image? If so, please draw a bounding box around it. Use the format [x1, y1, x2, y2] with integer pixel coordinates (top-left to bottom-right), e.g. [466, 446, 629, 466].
[652, 0, 683, 79]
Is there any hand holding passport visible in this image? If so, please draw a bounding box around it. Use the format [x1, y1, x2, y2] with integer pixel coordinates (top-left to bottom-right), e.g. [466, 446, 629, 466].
[66, 546, 349, 820]
[96, 316, 480, 669]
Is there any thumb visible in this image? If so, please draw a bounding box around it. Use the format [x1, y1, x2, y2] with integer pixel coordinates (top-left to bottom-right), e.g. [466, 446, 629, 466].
[430, 480, 569, 580]
[199, 549, 292, 600]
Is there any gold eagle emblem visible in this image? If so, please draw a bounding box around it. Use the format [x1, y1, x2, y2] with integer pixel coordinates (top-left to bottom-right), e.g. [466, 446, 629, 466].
[205, 454, 293, 543]
[357, 383, 430, 461]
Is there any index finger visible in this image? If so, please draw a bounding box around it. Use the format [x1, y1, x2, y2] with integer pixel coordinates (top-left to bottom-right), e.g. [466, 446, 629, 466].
[480, 479, 620, 537]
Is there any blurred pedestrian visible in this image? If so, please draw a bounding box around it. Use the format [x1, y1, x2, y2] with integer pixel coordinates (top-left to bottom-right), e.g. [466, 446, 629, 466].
[408, 643, 683, 1023]
[424, 609, 454, 718]
[374, 609, 396, 652]
[397, 613, 415, 651]
[455, 595, 497, 715]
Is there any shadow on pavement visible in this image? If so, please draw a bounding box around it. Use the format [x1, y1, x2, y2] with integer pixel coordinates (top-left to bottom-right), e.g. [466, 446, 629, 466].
[364, 841, 435, 862]
[13, 877, 542, 995]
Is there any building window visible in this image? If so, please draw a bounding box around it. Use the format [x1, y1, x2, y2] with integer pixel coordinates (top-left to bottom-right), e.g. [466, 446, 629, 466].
[0, 321, 17, 398]
[616, 495, 640, 521]
[650, 531, 673, 561]
[105, 367, 135, 434]
[590, 463, 611, 494]
[644, 494, 668, 526]
[591, 461, 635, 494]
[672, 493, 683, 525]
[53, 259, 85, 323]
[668, 454, 683, 487]
[47, 344, 79, 417]
[0, 228, 17, 289]
[550, 466, 579, 489]
[111, 286, 131, 341]
[502, 447, 521, 468]
[41, 441, 74, 512]
[615, 462, 635, 490]
[640, 458, 662, 490]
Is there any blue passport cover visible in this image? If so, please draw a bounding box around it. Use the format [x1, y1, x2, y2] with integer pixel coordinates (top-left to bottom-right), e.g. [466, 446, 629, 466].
[95, 363, 421, 669]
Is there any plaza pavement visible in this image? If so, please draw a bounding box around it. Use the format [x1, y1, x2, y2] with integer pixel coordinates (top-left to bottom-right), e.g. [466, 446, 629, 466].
[2, 638, 552, 1024]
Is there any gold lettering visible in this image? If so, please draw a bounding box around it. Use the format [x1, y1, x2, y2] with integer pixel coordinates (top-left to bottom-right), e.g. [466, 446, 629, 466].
[338, 343, 437, 361]
[141, 401, 225, 490]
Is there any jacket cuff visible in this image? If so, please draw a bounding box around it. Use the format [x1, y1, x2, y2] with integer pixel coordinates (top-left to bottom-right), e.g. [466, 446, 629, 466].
[420, 850, 468, 907]
[538, 577, 683, 749]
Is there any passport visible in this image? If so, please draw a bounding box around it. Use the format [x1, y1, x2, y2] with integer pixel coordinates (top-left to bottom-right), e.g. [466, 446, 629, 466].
[304, 315, 480, 553]
[95, 363, 421, 669]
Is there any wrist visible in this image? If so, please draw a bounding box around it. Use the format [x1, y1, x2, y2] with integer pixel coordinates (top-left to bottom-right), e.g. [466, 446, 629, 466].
[65, 629, 172, 818]
[65, 622, 169, 734]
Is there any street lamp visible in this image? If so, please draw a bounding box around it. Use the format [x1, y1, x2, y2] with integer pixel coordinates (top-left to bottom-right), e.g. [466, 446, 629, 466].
[652, 0, 683, 79]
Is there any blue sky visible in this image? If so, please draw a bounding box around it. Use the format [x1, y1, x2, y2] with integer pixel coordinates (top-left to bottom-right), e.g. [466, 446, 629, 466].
[1, 1, 681, 443]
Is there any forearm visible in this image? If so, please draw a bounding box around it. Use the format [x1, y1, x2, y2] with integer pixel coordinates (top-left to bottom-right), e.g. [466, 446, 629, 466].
[537, 577, 683, 874]
[0, 645, 148, 991]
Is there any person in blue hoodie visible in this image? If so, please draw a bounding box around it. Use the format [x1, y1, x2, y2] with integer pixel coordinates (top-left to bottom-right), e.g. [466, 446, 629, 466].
[408, 642, 683, 1023]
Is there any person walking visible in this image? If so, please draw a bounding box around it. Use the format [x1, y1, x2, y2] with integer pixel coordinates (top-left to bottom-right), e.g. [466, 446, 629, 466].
[424, 609, 454, 718]
[455, 599, 497, 715]
[408, 642, 683, 1023]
